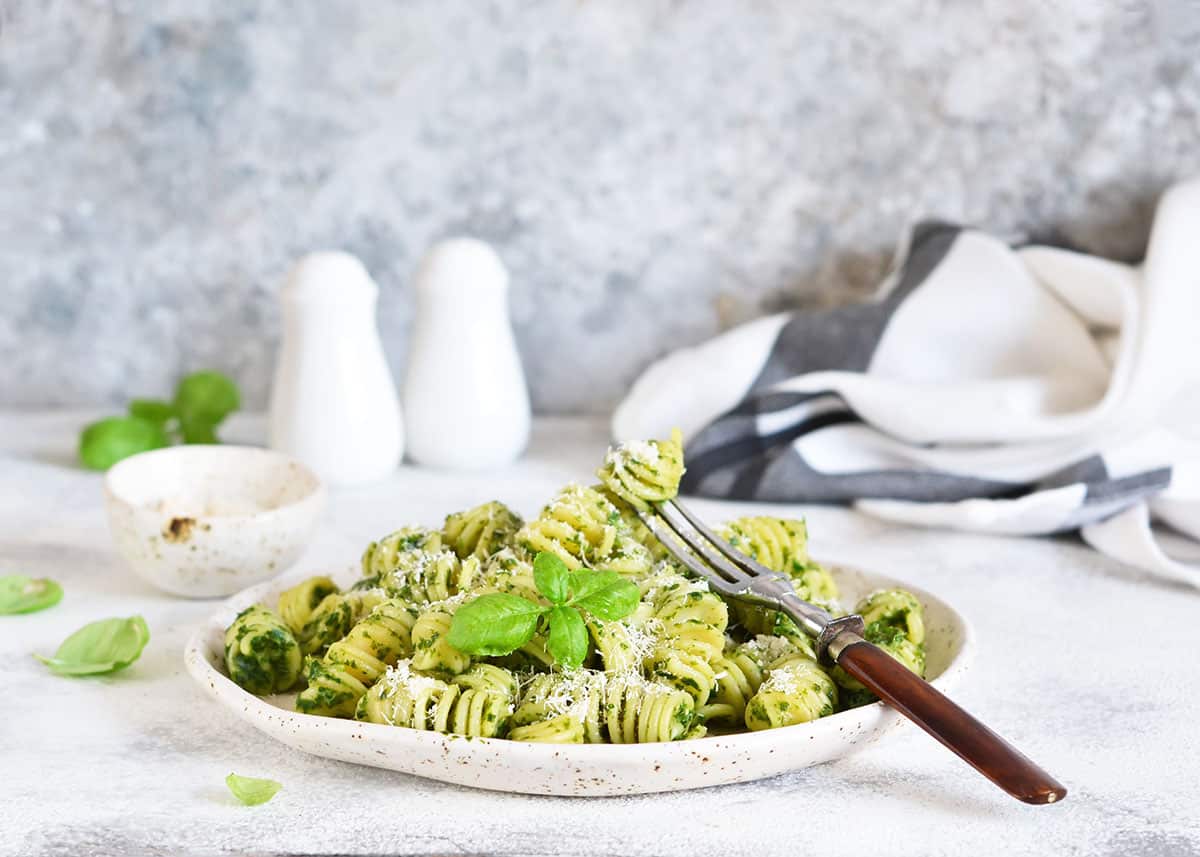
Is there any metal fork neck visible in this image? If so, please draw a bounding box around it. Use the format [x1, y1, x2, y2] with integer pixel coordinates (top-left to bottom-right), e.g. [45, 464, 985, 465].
[776, 591, 865, 661]
[738, 575, 865, 660]
[774, 589, 831, 639]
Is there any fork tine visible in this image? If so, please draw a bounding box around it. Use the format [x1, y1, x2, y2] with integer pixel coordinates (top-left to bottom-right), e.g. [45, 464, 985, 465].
[652, 502, 752, 586]
[635, 510, 746, 594]
[660, 498, 778, 578]
[645, 499, 833, 641]
[633, 510, 736, 588]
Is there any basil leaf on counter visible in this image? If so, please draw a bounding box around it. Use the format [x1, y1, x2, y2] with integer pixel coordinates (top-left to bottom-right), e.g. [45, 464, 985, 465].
[34, 615, 150, 676]
[179, 419, 220, 444]
[79, 416, 169, 470]
[0, 575, 63, 615]
[225, 773, 282, 806]
[78, 370, 242, 467]
[174, 371, 239, 440]
[128, 398, 177, 428]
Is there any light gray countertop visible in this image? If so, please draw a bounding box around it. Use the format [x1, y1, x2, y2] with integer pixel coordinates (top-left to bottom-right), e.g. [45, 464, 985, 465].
[1, 412, 1195, 856]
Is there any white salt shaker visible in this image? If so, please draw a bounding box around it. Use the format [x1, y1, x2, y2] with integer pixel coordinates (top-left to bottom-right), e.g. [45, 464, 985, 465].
[269, 251, 404, 483]
[403, 238, 530, 469]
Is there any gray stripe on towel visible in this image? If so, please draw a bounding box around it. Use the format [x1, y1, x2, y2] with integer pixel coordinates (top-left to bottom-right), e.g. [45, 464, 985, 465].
[749, 221, 962, 391]
[691, 441, 1021, 504]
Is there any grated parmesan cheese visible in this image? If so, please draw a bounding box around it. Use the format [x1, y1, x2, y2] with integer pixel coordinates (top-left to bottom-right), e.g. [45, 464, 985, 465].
[428, 591, 471, 611]
[620, 616, 663, 664]
[640, 565, 710, 606]
[607, 440, 660, 471]
[534, 670, 605, 722]
[741, 634, 803, 667]
[375, 659, 446, 724]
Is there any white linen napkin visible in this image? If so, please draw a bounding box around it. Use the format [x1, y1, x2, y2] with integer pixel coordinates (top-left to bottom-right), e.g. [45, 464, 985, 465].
[613, 177, 1200, 586]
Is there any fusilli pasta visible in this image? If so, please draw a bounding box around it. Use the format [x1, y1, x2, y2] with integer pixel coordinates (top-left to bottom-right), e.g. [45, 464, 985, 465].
[595, 429, 685, 512]
[857, 588, 926, 646]
[297, 589, 386, 656]
[356, 660, 513, 738]
[745, 656, 839, 730]
[295, 599, 418, 716]
[224, 605, 303, 695]
[443, 501, 523, 560]
[276, 575, 339, 637]
[382, 549, 479, 605]
[511, 670, 694, 744]
[361, 526, 444, 576]
[515, 483, 621, 569]
[222, 431, 931, 746]
[411, 600, 472, 675]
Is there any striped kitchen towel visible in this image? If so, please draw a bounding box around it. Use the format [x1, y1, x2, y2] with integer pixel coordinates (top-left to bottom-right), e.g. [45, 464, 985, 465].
[613, 177, 1200, 586]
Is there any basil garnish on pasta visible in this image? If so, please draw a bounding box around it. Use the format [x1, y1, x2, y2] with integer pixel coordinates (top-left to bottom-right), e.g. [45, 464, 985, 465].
[445, 593, 545, 657]
[566, 569, 640, 620]
[532, 551, 570, 604]
[448, 552, 639, 669]
[545, 605, 588, 669]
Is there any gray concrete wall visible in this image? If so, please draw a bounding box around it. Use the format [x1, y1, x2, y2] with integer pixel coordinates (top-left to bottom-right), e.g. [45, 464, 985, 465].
[3, 0, 1198, 413]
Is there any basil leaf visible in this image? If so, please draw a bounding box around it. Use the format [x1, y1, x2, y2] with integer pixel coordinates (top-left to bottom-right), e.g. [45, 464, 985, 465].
[128, 399, 176, 428]
[0, 575, 63, 615]
[34, 615, 150, 676]
[545, 606, 588, 670]
[225, 773, 281, 806]
[79, 416, 169, 470]
[179, 418, 219, 445]
[567, 570, 591, 598]
[447, 594, 546, 656]
[568, 571, 640, 621]
[532, 551, 570, 604]
[174, 369, 238, 429]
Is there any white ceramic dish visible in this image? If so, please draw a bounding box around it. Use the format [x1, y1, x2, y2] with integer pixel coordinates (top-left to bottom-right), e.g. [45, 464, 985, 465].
[185, 561, 973, 795]
[105, 445, 325, 598]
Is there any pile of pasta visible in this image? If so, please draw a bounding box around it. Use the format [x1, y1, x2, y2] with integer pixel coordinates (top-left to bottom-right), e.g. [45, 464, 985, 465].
[223, 433, 928, 744]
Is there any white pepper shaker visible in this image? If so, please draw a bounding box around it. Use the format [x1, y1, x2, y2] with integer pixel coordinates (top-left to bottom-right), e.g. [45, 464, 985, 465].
[269, 251, 404, 483]
[403, 238, 530, 469]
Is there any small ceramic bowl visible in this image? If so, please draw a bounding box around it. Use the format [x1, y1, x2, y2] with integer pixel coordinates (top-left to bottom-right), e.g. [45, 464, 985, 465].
[104, 445, 325, 598]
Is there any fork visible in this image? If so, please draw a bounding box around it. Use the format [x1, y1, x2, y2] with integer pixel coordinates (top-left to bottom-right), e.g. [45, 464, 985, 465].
[639, 498, 1068, 805]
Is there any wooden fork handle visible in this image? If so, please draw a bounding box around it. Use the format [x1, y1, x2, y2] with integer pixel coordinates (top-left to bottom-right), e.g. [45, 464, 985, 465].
[832, 634, 1067, 805]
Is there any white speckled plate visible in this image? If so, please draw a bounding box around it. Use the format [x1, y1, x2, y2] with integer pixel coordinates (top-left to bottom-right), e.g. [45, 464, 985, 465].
[185, 562, 973, 796]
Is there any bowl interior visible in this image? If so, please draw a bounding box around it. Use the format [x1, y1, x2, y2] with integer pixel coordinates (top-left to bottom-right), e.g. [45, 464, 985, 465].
[106, 444, 321, 516]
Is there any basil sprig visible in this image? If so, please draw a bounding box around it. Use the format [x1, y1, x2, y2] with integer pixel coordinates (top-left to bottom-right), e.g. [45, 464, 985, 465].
[448, 552, 640, 669]
[79, 370, 241, 470]
[79, 417, 170, 471]
[34, 615, 150, 676]
[0, 575, 63, 615]
[226, 773, 282, 806]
